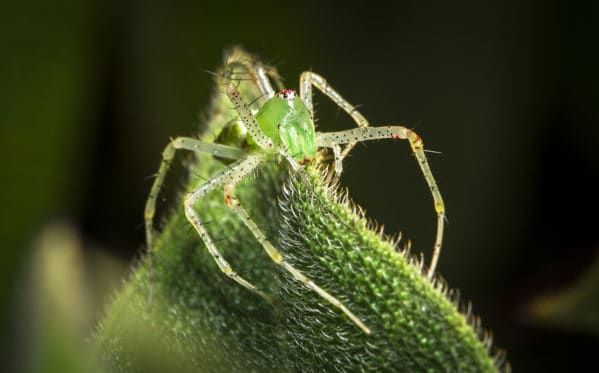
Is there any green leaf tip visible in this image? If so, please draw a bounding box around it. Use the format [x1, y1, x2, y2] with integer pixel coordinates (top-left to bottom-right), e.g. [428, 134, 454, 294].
[275, 166, 508, 371]
[95, 48, 509, 372]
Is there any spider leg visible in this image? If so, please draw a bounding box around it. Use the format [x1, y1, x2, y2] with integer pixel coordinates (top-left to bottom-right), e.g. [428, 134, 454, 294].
[183, 155, 271, 301]
[218, 73, 274, 151]
[331, 143, 343, 176]
[222, 152, 371, 334]
[145, 137, 242, 252]
[254, 62, 276, 99]
[317, 126, 446, 279]
[299, 71, 369, 177]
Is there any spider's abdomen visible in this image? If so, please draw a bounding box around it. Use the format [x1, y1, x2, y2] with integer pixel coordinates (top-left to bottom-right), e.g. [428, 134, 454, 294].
[255, 94, 317, 162]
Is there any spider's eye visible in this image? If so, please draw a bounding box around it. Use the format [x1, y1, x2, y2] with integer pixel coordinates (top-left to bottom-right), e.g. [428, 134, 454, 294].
[278, 89, 295, 100]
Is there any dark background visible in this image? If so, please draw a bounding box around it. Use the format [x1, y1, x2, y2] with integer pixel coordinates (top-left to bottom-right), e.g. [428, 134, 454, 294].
[2, 0, 598, 371]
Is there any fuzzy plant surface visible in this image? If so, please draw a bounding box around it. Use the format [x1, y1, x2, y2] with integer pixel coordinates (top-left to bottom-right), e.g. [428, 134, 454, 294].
[95, 49, 508, 372]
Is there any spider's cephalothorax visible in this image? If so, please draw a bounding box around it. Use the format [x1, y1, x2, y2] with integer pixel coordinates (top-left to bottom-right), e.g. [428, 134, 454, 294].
[255, 89, 317, 164]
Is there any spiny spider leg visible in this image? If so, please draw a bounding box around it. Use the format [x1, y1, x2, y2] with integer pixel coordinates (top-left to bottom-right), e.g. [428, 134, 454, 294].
[183, 156, 271, 301]
[218, 74, 274, 150]
[145, 137, 242, 251]
[299, 71, 369, 176]
[222, 153, 371, 334]
[316, 126, 446, 278]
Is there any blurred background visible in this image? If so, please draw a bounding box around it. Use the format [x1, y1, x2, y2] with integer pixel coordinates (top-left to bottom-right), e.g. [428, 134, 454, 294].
[1, 0, 598, 371]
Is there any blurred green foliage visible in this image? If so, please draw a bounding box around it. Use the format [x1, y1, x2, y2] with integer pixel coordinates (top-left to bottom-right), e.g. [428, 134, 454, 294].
[0, 1, 98, 369]
[525, 250, 599, 336]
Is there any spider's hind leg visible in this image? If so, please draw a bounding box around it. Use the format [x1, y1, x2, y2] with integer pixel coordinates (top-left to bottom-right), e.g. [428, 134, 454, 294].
[223, 49, 283, 100]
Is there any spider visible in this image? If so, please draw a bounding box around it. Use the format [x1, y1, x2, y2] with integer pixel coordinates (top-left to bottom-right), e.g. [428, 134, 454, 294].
[144, 51, 445, 335]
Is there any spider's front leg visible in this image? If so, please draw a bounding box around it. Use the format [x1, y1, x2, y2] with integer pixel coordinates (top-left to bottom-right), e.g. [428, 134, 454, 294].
[317, 127, 446, 279]
[183, 156, 271, 301]
[222, 152, 371, 335]
[219, 71, 371, 334]
[299, 71, 369, 177]
[218, 74, 274, 151]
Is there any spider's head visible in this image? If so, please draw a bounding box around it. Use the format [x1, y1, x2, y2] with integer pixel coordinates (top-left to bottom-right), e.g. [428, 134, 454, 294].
[278, 89, 296, 107]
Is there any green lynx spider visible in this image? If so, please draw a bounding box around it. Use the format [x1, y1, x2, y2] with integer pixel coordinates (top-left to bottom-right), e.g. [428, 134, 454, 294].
[144, 56, 446, 335]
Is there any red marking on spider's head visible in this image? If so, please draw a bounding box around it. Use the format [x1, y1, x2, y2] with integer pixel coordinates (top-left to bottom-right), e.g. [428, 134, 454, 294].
[278, 89, 296, 100]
